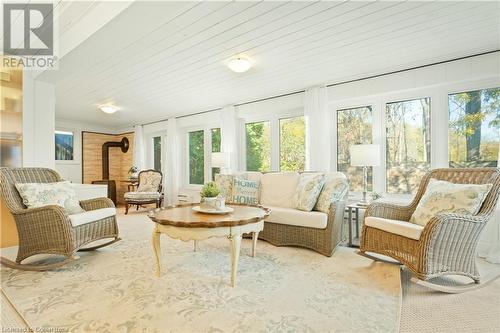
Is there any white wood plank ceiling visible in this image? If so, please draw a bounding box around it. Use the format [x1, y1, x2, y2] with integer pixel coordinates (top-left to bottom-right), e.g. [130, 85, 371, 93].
[36, 1, 500, 128]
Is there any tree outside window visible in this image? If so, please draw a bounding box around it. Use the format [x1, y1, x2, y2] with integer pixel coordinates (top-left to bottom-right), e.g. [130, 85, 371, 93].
[386, 98, 431, 194]
[245, 121, 271, 172]
[337, 107, 373, 192]
[189, 130, 204, 185]
[449, 88, 499, 167]
[279, 116, 306, 172]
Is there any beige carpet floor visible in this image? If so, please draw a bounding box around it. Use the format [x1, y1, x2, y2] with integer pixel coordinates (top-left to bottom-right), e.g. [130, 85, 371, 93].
[400, 264, 500, 333]
[1, 209, 401, 333]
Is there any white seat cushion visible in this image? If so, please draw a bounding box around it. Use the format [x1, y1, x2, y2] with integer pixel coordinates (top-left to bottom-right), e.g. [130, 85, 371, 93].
[124, 192, 161, 200]
[265, 206, 328, 229]
[365, 216, 424, 240]
[69, 208, 116, 227]
[260, 172, 300, 208]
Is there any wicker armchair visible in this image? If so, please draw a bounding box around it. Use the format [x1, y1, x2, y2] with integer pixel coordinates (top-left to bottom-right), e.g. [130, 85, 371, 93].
[359, 168, 500, 292]
[0, 167, 120, 271]
[124, 169, 163, 214]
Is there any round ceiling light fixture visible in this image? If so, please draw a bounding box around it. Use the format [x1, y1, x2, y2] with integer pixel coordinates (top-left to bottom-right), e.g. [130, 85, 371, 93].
[99, 104, 119, 114]
[227, 56, 252, 73]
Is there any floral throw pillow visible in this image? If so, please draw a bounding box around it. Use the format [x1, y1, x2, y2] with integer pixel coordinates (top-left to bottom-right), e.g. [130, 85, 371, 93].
[294, 174, 325, 212]
[215, 174, 234, 202]
[15, 181, 84, 215]
[231, 178, 259, 205]
[314, 176, 348, 213]
[409, 178, 493, 226]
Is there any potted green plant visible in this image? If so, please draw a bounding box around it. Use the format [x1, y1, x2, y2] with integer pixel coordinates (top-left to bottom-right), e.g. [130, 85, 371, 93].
[200, 182, 221, 210]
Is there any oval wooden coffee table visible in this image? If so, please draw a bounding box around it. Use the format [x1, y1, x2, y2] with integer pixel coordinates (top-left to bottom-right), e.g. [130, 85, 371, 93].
[148, 204, 270, 287]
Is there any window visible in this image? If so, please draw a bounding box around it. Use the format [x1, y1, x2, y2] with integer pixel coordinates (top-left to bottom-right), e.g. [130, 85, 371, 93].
[279, 116, 305, 171]
[211, 128, 221, 179]
[188, 130, 204, 185]
[245, 121, 271, 172]
[386, 98, 431, 194]
[449, 88, 499, 167]
[153, 136, 162, 172]
[337, 106, 373, 192]
[55, 130, 74, 160]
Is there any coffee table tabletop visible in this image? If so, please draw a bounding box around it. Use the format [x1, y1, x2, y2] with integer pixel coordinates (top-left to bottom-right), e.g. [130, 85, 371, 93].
[148, 204, 270, 287]
[149, 204, 269, 228]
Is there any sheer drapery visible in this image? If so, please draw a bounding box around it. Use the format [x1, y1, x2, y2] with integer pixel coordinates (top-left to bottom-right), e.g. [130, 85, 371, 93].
[478, 154, 500, 263]
[133, 125, 145, 170]
[220, 105, 239, 173]
[163, 118, 179, 206]
[304, 86, 330, 172]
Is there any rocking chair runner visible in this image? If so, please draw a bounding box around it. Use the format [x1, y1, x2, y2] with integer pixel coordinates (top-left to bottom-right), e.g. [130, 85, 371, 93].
[359, 168, 500, 293]
[0, 167, 120, 271]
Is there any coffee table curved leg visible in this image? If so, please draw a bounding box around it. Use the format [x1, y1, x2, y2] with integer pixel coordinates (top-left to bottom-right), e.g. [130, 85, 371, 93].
[252, 232, 259, 257]
[229, 233, 242, 287]
[152, 229, 161, 277]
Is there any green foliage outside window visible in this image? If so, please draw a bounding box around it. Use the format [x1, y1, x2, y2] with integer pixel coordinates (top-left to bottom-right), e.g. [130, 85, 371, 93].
[279, 116, 305, 171]
[245, 122, 271, 172]
[449, 88, 499, 167]
[211, 128, 221, 180]
[189, 130, 204, 184]
[153, 136, 161, 172]
[337, 107, 373, 192]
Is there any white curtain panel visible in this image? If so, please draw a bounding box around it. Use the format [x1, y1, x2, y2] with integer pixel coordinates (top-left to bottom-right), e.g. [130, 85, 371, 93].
[220, 105, 239, 173]
[163, 118, 180, 206]
[478, 154, 500, 263]
[304, 86, 331, 172]
[132, 125, 145, 170]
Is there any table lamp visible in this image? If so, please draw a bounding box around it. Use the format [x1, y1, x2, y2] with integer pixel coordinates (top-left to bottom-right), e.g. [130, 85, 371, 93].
[211, 152, 230, 175]
[350, 144, 381, 205]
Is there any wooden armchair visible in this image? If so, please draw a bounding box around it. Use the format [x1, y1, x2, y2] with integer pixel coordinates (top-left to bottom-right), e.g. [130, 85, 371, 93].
[0, 167, 120, 271]
[359, 168, 500, 293]
[124, 169, 163, 214]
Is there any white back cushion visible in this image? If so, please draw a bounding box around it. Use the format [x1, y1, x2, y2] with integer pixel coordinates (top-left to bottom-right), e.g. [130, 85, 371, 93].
[260, 172, 300, 208]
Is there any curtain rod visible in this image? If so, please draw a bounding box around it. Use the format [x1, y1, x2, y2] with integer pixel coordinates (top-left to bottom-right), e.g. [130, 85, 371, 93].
[140, 49, 499, 126]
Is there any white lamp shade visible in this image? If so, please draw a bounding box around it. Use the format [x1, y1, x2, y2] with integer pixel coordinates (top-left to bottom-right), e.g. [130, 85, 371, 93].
[211, 152, 230, 168]
[350, 144, 381, 167]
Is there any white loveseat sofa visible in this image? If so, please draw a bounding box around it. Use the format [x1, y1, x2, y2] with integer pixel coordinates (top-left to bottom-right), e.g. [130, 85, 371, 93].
[217, 171, 348, 256]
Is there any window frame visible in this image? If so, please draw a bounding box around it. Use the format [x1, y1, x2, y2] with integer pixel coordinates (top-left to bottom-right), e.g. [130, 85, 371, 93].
[278, 115, 306, 172]
[241, 108, 303, 172]
[446, 83, 500, 168]
[145, 130, 167, 171]
[183, 124, 221, 187]
[336, 105, 374, 193]
[384, 96, 432, 195]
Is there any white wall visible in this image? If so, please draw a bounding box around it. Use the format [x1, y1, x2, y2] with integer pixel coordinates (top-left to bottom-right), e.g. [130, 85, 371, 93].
[54, 119, 117, 183]
[23, 72, 55, 169]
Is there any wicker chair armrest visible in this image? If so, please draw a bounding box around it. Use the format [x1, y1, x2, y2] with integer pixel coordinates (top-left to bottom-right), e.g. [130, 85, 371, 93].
[328, 200, 346, 221]
[80, 197, 115, 211]
[10, 205, 74, 250]
[364, 201, 414, 221]
[417, 213, 488, 272]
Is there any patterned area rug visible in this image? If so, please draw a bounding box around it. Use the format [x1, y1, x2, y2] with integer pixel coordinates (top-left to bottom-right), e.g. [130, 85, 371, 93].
[1, 211, 401, 333]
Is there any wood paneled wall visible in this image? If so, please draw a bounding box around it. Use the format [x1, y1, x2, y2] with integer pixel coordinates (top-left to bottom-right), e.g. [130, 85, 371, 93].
[82, 132, 134, 204]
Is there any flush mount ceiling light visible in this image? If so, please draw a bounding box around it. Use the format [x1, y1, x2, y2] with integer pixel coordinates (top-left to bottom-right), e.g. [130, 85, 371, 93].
[227, 56, 252, 73]
[99, 104, 119, 114]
